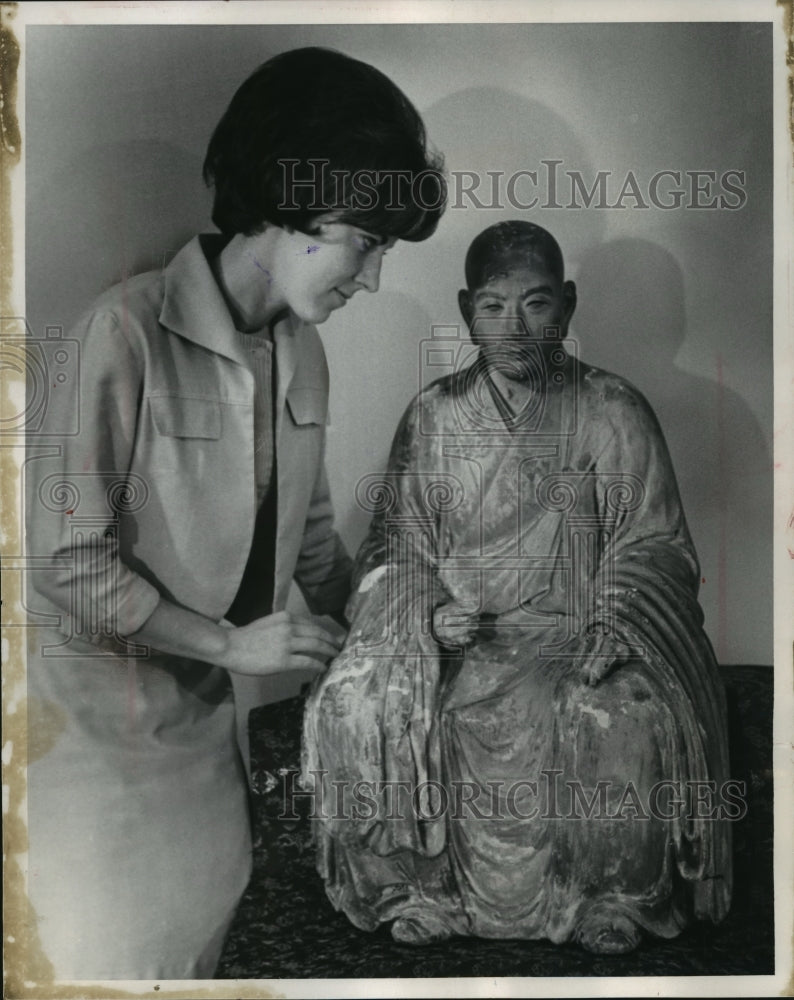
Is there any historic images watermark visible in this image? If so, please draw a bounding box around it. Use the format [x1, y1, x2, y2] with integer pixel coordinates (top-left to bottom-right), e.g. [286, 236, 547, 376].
[284, 770, 748, 823]
[279, 158, 748, 213]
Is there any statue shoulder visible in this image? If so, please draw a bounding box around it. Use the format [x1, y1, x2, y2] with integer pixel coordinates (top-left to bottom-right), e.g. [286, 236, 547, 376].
[581, 363, 656, 413]
[577, 363, 667, 446]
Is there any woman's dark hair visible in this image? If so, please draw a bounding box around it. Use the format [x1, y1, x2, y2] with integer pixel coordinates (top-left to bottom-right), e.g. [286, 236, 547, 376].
[203, 47, 446, 241]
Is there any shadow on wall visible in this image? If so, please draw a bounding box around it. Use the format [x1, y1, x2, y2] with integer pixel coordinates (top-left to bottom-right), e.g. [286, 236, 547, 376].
[573, 239, 772, 664]
[322, 288, 436, 554]
[415, 87, 609, 304]
[27, 139, 209, 336]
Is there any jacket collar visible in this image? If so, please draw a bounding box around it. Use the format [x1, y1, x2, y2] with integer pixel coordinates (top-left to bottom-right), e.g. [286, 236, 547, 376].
[159, 234, 305, 376]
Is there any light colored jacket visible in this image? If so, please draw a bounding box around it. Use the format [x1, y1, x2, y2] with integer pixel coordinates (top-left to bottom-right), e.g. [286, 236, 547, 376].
[24, 235, 354, 979]
[26, 234, 351, 643]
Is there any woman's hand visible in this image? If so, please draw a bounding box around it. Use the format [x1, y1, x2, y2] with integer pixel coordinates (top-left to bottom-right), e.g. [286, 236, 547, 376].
[218, 611, 344, 677]
[127, 599, 344, 677]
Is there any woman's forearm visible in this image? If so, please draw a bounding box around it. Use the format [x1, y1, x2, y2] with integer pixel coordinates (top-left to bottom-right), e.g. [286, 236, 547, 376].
[126, 597, 344, 677]
[126, 597, 232, 665]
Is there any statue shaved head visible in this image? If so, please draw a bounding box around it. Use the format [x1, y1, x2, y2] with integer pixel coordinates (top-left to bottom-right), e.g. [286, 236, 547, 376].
[464, 220, 565, 290]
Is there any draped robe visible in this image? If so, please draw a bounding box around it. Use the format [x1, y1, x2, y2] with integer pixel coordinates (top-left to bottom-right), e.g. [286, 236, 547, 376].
[302, 356, 732, 943]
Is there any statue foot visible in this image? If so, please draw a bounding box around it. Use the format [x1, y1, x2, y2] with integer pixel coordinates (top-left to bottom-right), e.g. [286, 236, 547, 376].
[576, 910, 642, 955]
[391, 912, 453, 946]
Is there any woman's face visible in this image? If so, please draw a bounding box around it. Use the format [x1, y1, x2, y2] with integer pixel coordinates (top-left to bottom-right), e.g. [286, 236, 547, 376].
[269, 215, 396, 325]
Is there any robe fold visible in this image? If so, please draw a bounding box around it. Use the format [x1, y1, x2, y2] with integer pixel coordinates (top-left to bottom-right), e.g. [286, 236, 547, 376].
[302, 355, 732, 943]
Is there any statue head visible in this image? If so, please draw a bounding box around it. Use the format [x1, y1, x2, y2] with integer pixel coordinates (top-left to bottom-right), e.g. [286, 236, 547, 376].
[458, 221, 577, 383]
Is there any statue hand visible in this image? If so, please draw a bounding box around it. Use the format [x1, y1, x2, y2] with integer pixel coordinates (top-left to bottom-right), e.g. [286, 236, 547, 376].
[579, 622, 630, 687]
[432, 602, 480, 649]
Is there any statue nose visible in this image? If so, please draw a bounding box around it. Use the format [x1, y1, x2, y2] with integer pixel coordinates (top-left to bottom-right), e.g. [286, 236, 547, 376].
[504, 315, 530, 338]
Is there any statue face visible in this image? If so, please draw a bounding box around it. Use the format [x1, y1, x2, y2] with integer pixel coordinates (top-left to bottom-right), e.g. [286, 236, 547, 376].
[459, 258, 577, 382]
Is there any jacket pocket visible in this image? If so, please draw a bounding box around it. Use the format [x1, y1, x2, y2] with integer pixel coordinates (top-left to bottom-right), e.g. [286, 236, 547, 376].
[286, 387, 328, 426]
[148, 395, 222, 439]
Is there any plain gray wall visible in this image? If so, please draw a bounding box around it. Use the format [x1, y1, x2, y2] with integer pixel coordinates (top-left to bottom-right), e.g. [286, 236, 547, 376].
[25, 23, 773, 686]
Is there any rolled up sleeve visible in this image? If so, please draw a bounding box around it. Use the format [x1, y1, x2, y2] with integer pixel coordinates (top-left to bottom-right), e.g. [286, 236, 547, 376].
[25, 309, 161, 641]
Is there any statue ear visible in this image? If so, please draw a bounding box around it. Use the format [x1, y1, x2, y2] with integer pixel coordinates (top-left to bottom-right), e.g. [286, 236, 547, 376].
[458, 289, 474, 328]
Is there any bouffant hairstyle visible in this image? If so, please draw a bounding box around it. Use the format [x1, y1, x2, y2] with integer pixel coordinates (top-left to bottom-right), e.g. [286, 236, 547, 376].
[203, 47, 446, 241]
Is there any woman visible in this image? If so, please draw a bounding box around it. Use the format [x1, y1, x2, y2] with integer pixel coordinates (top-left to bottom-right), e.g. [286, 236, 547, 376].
[25, 46, 444, 980]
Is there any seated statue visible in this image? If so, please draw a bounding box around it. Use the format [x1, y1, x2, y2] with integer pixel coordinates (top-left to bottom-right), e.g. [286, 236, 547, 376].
[302, 220, 733, 955]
